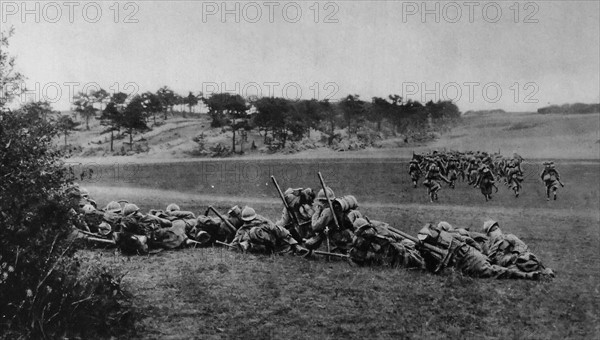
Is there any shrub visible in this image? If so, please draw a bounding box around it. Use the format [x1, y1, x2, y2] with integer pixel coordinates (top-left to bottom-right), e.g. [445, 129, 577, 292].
[0, 105, 134, 338]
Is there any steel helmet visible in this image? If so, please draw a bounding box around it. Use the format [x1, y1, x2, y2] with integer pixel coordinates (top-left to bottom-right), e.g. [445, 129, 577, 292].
[482, 220, 499, 234]
[82, 204, 95, 214]
[105, 201, 122, 214]
[353, 218, 370, 230]
[123, 203, 140, 216]
[241, 206, 257, 221]
[417, 223, 437, 241]
[316, 187, 335, 201]
[166, 203, 180, 213]
[437, 221, 453, 232]
[98, 221, 112, 236]
[346, 210, 363, 224]
[301, 188, 315, 203]
[79, 187, 90, 198]
[228, 205, 242, 217]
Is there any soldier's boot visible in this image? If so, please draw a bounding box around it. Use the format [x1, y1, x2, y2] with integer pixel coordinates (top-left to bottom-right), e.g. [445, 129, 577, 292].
[553, 189, 557, 200]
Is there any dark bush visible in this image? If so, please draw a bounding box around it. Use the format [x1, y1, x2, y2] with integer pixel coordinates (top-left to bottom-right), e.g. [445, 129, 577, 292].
[0, 104, 135, 338]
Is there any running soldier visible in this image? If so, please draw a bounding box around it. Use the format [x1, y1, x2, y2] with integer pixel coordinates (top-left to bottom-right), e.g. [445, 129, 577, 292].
[475, 166, 497, 201]
[540, 161, 564, 200]
[505, 160, 524, 197]
[482, 220, 554, 277]
[349, 218, 425, 269]
[408, 159, 422, 188]
[423, 162, 451, 202]
[445, 157, 459, 189]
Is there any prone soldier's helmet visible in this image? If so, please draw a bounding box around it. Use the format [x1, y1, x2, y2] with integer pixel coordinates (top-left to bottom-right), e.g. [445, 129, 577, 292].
[98, 221, 112, 236]
[228, 205, 241, 217]
[79, 187, 90, 199]
[352, 218, 370, 230]
[482, 220, 499, 234]
[437, 221, 453, 232]
[417, 223, 439, 242]
[241, 206, 257, 221]
[316, 187, 335, 202]
[123, 203, 140, 216]
[346, 210, 363, 224]
[300, 188, 315, 204]
[82, 204, 96, 214]
[166, 203, 180, 213]
[104, 201, 122, 214]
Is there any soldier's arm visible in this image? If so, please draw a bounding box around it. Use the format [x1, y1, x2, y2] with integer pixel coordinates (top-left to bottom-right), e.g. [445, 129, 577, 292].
[311, 207, 332, 233]
[275, 207, 290, 227]
[270, 223, 298, 245]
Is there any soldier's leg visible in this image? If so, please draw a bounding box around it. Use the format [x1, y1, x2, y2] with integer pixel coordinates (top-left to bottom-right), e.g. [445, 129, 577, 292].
[458, 250, 540, 280]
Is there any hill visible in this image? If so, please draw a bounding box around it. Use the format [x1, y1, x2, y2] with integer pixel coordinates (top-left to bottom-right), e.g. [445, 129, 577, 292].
[62, 110, 600, 163]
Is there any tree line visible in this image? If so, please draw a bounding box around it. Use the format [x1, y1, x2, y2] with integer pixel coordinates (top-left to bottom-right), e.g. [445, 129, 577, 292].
[71, 87, 461, 154]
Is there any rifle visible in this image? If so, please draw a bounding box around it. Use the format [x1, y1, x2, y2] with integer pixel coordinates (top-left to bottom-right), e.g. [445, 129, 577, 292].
[318, 172, 340, 257]
[215, 240, 235, 248]
[270, 176, 304, 243]
[384, 225, 446, 256]
[313, 250, 350, 259]
[76, 230, 116, 245]
[207, 205, 237, 234]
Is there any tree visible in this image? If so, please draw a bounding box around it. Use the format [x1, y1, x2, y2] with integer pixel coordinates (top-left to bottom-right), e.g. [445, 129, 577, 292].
[91, 88, 110, 111]
[253, 96, 288, 144]
[316, 99, 341, 146]
[140, 91, 163, 125]
[183, 91, 199, 115]
[370, 97, 392, 131]
[121, 95, 149, 150]
[56, 114, 80, 146]
[203, 93, 248, 153]
[1, 30, 131, 338]
[0, 28, 23, 108]
[100, 96, 124, 152]
[156, 86, 177, 119]
[72, 91, 97, 130]
[338, 94, 366, 136]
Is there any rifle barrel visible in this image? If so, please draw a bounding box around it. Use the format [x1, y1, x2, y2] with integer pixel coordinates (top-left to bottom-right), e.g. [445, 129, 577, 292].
[208, 206, 237, 232]
[386, 226, 446, 256]
[313, 250, 349, 259]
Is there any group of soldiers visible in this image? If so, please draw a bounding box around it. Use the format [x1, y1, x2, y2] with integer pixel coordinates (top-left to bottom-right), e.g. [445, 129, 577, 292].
[71, 181, 555, 281]
[409, 150, 565, 202]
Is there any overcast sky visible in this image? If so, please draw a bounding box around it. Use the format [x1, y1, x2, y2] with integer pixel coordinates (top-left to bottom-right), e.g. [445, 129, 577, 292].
[3, 0, 599, 112]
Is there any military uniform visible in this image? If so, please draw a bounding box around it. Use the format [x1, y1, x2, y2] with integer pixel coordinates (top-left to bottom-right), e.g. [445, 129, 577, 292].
[275, 188, 315, 240]
[231, 213, 300, 254]
[350, 219, 424, 268]
[483, 220, 554, 276]
[417, 224, 544, 280]
[423, 164, 449, 202]
[306, 204, 354, 253]
[408, 160, 422, 188]
[540, 162, 563, 200]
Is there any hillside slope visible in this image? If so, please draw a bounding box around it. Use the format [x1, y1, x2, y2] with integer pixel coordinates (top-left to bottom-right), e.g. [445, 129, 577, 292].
[62, 111, 600, 162]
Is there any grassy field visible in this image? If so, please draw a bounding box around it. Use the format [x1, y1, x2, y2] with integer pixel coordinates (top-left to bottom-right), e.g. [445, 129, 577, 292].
[81, 158, 599, 339]
[431, 112, 600, 159]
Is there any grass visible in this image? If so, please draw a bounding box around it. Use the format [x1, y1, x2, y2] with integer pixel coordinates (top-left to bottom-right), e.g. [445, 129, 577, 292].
[80, 159, 600, 339]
